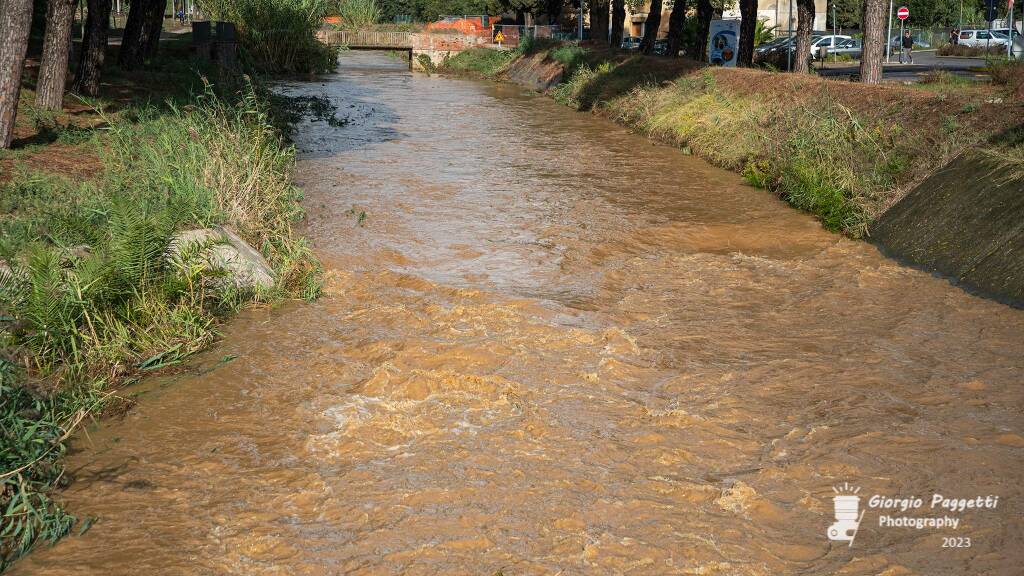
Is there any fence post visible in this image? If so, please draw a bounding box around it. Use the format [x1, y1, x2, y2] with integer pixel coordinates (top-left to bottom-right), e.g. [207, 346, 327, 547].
[214, 21, 238, 74]
[192, 20, 211, 61]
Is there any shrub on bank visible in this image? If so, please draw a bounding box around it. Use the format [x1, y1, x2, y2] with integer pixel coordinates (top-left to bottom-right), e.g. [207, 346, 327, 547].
[196, 0, 338, 73]
[0, 83, 320, 567]
[938, 43, 1007, 57]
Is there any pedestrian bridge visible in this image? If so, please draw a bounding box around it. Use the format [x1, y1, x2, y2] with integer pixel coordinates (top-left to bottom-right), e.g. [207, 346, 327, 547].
[318, 29, 490, 70]
[320, 30, 415, 49]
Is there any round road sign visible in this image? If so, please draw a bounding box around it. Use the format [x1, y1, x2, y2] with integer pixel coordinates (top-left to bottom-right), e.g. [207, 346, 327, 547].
[897, 6, 910, 20]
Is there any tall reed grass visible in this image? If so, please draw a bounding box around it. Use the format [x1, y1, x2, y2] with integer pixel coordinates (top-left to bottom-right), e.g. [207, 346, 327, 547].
[336, 0, 380, 28]
[197, 0, 338, 73]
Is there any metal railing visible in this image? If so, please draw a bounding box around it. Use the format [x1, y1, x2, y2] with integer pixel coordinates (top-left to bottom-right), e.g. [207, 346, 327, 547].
[491, 25, 560, 46]
[321, 30, 414, 48]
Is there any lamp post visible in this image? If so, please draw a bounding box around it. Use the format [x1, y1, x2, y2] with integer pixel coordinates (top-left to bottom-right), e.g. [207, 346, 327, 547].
[787, 0, 794, 70]
[579, 0, 584, 40]
[885, 0, 894, 62]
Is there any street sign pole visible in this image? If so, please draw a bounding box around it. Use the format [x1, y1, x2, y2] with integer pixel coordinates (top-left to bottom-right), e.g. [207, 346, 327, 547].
[900, 18, 905, 63]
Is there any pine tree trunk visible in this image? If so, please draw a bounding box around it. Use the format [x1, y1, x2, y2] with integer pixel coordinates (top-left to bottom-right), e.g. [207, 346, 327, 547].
[737, 0, 756, 65]
[665, 0, 687, 57]
[610, 0, 625, 49]
[72, 0, 111, 96]
[36, 0, 80, 111]
[859, 0, 885, 83]
[0, 0, 34, 148]
[589, 0, 609, 45]
[793, 0, 815, 73]
[692, 0, 713, 61]
[120, 0, 155, 68]
[639, 0, 663, 54]
[142, 0, 167, 58]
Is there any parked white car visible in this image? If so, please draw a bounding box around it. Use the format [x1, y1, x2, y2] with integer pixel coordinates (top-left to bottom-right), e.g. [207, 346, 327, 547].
[958, 29, 1010, 48]
[812, 34, 852, 58]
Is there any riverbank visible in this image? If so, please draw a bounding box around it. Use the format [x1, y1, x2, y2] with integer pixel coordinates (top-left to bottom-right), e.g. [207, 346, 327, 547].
[443, 45, 1024, 238]
[0, 40, 323, 566]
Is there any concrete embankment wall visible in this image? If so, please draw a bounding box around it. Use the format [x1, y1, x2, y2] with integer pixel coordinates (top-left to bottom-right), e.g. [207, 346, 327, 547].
[870, 152, 1024, 306]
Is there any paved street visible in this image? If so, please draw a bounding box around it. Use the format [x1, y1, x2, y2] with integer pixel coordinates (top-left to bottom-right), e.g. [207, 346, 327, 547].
[816, 49, 1001, 81]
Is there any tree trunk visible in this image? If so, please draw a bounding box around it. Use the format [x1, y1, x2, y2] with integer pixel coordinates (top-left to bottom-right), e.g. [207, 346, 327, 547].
[692, 0, 713, 61]
[590, 0, 609, 44]
[859, 0, 884, 83]
[665, 0, 686, 57]
[793, 0, 815, 72]
[639, 0, 663, 54]
[737, 0, 756, 66]
[120, 0, 164, 68]
[36, 0, 79, 111]
[142, 0, 167, 58]
[0, 0, 34, 148]
[610, 0, 625, 49]
[72, 0, 111, 96]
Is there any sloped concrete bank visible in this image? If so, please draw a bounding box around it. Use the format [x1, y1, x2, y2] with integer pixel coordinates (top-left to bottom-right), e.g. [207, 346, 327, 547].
[871, 151, 1024, 306]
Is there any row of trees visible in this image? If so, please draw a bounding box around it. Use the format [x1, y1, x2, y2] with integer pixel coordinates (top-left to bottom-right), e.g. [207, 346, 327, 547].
[591, 0, 892, 83]
[0, 0, 169, 148]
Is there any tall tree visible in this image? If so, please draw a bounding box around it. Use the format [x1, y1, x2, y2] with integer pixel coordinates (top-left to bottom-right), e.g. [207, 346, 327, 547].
[610, 0, 625, 48]
[665, 0, 686, 57]
[120, 0, 165, 68]
[73, 0, 112, 96]
[859, 0, 884, 83]
[0, 0, 34, 148]
[36, 0, 80, 111]
[143, 0, 168, 58]
[590, 0, 609, 44]
[737, 0, 756, 65]
[793, 0, 815, 72]
[692, 0, 713, 61]
[639, 0, 663, 53]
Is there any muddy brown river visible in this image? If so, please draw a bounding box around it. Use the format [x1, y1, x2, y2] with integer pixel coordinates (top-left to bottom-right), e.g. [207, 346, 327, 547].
[16, 53, 1024, 575]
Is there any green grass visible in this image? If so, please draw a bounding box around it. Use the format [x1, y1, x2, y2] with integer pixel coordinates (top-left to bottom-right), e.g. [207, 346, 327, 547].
[442, 48, 515, 77]
[0, 76, 321, 567]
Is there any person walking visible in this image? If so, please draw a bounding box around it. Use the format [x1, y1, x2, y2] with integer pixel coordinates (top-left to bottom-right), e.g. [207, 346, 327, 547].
[950, 28, 959, 46]
[901, 30, 914, 64]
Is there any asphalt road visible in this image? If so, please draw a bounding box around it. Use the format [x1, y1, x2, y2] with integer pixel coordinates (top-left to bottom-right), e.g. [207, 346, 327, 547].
[816, 49, 998, 81]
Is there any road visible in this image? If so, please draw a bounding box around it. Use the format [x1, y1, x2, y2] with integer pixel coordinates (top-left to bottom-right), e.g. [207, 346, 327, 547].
[817, 49, 998, 81]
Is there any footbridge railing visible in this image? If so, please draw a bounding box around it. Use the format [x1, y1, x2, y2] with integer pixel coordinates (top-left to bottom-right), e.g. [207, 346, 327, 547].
[320, 30, 415, 49]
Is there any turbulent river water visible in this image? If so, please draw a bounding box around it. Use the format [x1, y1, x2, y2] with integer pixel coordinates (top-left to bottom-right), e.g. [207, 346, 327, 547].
[17, 52, 1024, 575]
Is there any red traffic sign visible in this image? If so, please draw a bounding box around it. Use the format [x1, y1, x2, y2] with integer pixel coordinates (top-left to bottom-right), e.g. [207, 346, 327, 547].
[897, 6, 910, 20]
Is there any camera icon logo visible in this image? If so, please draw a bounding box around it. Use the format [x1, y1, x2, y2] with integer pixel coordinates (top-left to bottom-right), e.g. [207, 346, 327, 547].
[828, 482, 865, 546]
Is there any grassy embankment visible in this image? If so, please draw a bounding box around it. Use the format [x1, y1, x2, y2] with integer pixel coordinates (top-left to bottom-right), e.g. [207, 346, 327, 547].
[0, 1, 340, 565]
[444, 41, 1024, 236]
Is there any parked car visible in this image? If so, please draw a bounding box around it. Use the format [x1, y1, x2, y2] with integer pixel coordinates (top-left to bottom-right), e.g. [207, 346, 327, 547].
[991, 28, 1022, 42]
[889, 33, 931, 49]
[810, 34, 852, 58]
[620, 36, 641, 50]
[755, 36, 789, 56]
[830, 37, 863, 59]
[955, 29, 1008, 48]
